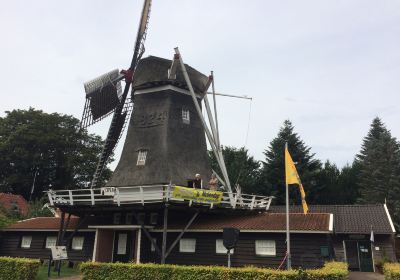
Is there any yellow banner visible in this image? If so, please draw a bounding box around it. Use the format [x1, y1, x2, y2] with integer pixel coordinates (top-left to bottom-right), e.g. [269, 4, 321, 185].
[172, 186, 223, 204]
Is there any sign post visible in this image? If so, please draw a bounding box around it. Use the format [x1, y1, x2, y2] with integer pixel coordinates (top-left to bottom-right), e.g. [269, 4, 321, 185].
[50, 246, 68, 277]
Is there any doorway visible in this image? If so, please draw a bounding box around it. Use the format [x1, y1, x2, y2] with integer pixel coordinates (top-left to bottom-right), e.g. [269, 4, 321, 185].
[345, 240, 374, 272]
[113, 231, 134, 262]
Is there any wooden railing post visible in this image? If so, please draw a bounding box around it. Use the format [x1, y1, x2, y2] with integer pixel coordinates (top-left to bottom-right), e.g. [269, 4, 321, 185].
[90, 189, 95, 205]
[68, 190, 74, 206]
[116, 188, 121, 206]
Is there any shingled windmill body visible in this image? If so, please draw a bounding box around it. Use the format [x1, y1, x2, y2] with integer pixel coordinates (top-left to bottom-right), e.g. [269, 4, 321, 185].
[108, 56, 212, 187]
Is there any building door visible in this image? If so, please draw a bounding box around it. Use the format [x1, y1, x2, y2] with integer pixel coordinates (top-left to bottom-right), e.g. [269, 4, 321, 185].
[345, 240, 374, 272]
[358, 241, 374, 272]
[113, 231, 134, 262]
[345, 241, 360, 271]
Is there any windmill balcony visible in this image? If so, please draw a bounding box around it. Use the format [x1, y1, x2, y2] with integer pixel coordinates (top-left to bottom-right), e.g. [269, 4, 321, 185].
[46, 185, 273, 211]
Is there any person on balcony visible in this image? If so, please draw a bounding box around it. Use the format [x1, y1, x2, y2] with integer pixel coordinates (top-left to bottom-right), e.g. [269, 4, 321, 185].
[208, 173, 219, 191]
[193, 173, 202, 189]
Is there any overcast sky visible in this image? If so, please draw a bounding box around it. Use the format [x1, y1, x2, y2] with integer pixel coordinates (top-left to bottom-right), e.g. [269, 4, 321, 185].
[1, 0, 399, 169]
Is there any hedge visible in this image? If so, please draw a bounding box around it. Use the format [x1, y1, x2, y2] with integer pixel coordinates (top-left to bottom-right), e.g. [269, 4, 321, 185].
[384, 263, 400, 280]
[0, 257, 40, 280]
[80, 261, 348, 280]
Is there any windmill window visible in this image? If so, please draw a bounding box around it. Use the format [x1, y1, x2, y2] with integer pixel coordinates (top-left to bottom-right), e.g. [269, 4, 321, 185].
[179, 238, 196, 253]
[125, 213, 133, 225]
[136, 213, 145, 224]
[182, 109, 190, 124]
[137, 150, 147, 166]
[45, 236, 57, 249]
[150, 238, 157, 252]
[113, 213, 121, 224]
[255, 240, 276, 256]
[21, 236, 32, 249]
[150, 213, 158, 225]
[72, 236, 84, 250]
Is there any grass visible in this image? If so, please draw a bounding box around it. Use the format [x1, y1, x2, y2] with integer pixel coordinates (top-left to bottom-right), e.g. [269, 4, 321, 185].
[35, 264, 80, 280]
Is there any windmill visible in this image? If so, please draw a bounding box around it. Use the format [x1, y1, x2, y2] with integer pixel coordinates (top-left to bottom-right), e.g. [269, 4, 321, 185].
[78, 0, 246, 205]
[80, 0, 151, 188]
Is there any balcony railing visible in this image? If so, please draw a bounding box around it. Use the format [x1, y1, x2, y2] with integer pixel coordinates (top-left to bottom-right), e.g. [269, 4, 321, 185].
[47, 185, 273, 211]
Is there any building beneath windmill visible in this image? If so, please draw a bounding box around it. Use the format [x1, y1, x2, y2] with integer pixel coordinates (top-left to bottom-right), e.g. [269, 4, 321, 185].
[0, 55, 397, 271]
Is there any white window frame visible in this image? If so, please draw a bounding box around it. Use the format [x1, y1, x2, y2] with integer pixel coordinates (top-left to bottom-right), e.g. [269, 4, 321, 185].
[179, 238, 196, 253]
[216, 239, 234, 254]
[137, 150, 147, 166]
[72, 236, 84, 250]
[255, 240, 276, 256]
[21, 236, 32, 249]
[117, 233, 127, 255]
[45, 236, 57, 249]
[182, 108, 190, 124]
[150, 238, 157, 252]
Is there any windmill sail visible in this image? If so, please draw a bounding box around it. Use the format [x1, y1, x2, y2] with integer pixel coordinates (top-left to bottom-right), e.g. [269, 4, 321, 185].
[81, 69, 123, 128]
[90, 0, 152, 187]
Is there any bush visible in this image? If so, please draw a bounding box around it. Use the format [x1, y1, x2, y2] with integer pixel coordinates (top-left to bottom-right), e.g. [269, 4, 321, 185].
[384, 263, 400, 280]
[0, 257, 40, 280]
[80, 261, 348, 280]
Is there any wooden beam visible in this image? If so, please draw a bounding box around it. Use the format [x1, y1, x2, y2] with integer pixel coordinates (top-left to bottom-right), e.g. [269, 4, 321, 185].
[161, 206, 168, 264]
[131, 211, 162, 257]
[165, 211, 199, 259]
[65, 215, 87, 243]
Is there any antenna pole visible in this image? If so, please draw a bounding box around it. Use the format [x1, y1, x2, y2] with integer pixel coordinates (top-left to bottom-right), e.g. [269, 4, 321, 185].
[211, 71, 221, 148]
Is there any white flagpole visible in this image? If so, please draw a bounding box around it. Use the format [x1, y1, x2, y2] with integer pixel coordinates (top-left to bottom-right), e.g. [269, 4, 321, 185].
[285, 142, 291, 270]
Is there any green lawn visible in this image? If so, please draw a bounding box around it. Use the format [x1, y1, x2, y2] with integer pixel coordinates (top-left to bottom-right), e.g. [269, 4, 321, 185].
[36, 264, 80, 280]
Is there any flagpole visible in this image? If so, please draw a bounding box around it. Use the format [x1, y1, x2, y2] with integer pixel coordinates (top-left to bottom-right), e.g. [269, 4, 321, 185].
[285, 142, 291, 270]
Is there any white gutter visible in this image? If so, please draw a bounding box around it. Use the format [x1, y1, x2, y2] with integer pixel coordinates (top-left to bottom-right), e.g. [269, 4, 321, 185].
[384, 203, 396, 233]
[329, 213, 334, 232]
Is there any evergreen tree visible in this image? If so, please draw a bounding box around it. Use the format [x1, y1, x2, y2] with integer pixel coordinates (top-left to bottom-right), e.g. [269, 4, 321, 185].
[0, 108, 113, 200]
[356, 117, 400, 228]
[336, 162, 360, 204]
[314, 161, 360, 204]
[209, 146, 261, 194]
[260, 120, 322, 204]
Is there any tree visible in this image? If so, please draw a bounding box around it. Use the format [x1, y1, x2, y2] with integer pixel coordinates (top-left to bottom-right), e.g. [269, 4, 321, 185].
[0, 108, 113, 200]
[313, 161, 360, 204]
[260, 120, 322, 204]
[209, 146, 261, 194]
[356, 117, 400, 228]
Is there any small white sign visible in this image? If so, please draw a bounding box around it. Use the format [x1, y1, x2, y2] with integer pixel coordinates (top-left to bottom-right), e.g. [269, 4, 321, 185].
[375, 246, 380, 251]
[101, 187, 115, 196]
[51, 246, 68, 260]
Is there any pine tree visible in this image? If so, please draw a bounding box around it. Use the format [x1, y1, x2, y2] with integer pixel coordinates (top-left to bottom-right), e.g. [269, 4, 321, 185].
[260, 120, 321, 204]
[209, 146, 261, 194]
[356, 117, 400, 229]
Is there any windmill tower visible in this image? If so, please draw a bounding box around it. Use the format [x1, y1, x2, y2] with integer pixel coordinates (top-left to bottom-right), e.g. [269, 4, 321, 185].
[108, 56, 212, 187]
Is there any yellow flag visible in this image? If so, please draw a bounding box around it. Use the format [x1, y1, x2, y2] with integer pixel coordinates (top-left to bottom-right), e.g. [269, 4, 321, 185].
[285, 145, 308, 214]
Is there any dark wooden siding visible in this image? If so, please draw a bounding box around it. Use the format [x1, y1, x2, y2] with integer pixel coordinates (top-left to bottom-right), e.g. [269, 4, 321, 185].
[0, 231, 95, 261]
[141, 232, 331, 268]
[372, 235, 396, 262]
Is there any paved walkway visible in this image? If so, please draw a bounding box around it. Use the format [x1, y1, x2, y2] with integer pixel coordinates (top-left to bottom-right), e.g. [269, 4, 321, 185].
[349, 272, 384, 280]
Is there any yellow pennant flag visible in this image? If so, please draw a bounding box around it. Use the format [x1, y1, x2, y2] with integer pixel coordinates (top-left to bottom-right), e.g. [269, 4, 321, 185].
[285, 145, 309, 214]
